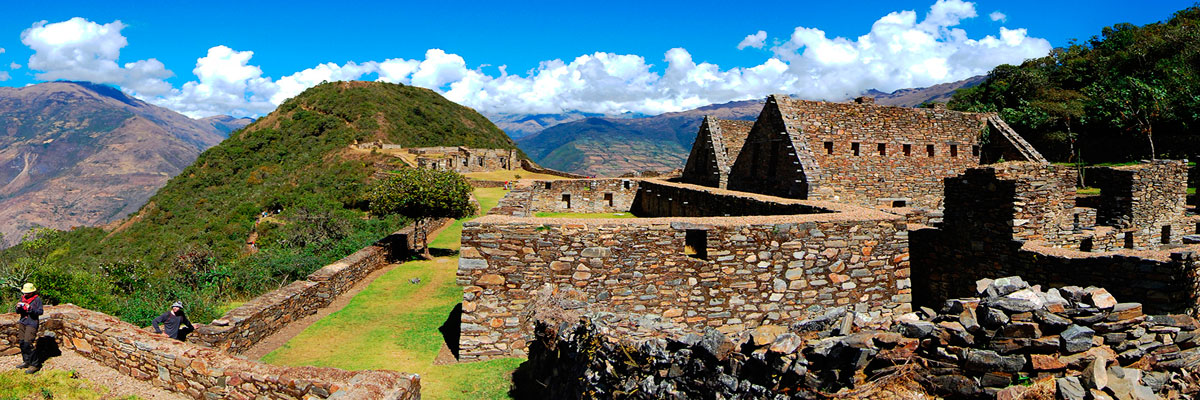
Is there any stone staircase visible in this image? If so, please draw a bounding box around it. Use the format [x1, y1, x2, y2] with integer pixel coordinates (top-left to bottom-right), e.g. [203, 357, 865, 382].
[987, 115, 1049, 164]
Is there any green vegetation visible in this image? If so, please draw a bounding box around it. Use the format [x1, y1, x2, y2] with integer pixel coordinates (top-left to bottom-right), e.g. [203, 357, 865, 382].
[533, 212, 637, 219]
[950, 6, 1200, 163]
[368, 168, 476, 255]
[0, 369, 142, 400]
[0, 81, 522, 326]
[263, 187, 521, 399]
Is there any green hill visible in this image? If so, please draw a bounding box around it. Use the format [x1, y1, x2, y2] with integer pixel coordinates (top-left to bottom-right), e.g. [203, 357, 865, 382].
[949, 6, 1200, 163]
[0, 81, 521, 325]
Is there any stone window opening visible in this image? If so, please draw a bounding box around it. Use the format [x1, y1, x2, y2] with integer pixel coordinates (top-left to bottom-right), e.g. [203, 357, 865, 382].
[562, 193, 571, 209]
[972, 145, 980, 157]
[544, 182, 552, 190]
[950, 144, 958, 158]
[623, 180, 632, 190]
[851, 142, 860, 156]
[892, 200, 906, 208]
[824, 141, 834, 155]
[903, 144, 911, 156]
[684, 229, 708, 260]
[877, 143, 886, 156]
[926, 144, 935, 157]
[1080, 237, 1094, 252]
[1162, 225, 1171, 244]
[1124, 232, 1135, 249]
[604, 193, 614, 207]
[1195, 221, 1200, 234]
[478, 157, 484, 167]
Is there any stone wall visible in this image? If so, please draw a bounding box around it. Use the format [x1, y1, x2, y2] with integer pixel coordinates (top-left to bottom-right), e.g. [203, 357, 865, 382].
[681, 116, 755, 189]
[942, 162, 1077, 244]
[630, 180, 831, 217]
[519, 159, 589, 179]
[912, 226, 1200, 315]
[11, 305, 420, 399]
[1088, 160, 1188, 232]
[524, 179, 640, 214]
[410, 146, 518, 173]
[728, 95, 991, 209]
[518, 277, 1200, 399]
[193, 220, 445, 353]
[457, 194, 910, 361]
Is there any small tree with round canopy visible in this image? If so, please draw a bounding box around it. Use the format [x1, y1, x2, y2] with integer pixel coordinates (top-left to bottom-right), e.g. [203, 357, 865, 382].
[366, 167, 476, 257]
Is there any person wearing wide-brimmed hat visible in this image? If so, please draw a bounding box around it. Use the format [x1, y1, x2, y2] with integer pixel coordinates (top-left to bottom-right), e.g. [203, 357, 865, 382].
[151, 301, 194, 341]
[14, 282, 43, 373]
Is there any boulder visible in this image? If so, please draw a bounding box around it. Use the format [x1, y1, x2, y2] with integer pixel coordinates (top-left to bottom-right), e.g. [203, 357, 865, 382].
[1056, 376, 1087, 400]
[1061, 325, 1095, 353]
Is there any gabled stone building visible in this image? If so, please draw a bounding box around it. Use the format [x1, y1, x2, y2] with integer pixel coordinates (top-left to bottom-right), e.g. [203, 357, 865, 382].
[680, 116, 754, 189]
[686, 95, 1045, 210]
[409, 146, 519, 173]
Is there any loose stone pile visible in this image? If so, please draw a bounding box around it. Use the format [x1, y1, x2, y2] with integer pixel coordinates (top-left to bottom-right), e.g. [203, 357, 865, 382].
[519, 276, 1200, 399]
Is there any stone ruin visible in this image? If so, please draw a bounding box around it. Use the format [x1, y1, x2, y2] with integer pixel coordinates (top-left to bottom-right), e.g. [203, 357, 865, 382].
[516, 276, 1200, 399]
[684, 94, 1046, 210]
[455, 95, 1200, 398]
[408, 146, 519, 173]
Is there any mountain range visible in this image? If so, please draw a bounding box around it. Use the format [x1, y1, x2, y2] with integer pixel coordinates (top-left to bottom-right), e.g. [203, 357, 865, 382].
[0, 81, 249, 247]
[511, 76, 985, 176]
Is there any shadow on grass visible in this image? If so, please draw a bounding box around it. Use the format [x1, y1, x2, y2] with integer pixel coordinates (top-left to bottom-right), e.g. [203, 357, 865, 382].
[428, 248, 459, 258]
[438, 303, 462, 359]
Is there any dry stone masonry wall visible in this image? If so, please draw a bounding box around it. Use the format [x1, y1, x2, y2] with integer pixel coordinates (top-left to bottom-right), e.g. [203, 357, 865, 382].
[14, 305, 420, 399]
[457, 180, 912, 361]
[518, 276, 1200, 399]
[409, 146, 519, 173]
[193, 221, 444, 353]
[727, 95, 997, 210]
[524, 179, 641, 214]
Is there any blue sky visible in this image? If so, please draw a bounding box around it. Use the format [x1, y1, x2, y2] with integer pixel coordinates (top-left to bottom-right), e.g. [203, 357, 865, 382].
[0, 0, 1192, 118]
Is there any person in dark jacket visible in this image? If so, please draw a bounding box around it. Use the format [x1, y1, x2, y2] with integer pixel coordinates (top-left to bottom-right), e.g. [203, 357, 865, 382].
[152, 302, 194, 341]
[15, 282, 43, 373]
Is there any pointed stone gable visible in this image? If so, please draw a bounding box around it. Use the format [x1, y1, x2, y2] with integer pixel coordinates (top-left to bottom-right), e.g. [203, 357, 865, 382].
[681, 116, 755, 189]
[726, 94, 1048, 209]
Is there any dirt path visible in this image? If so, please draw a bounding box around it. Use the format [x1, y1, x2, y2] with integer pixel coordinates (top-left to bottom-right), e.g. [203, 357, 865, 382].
[242, 219, 456, 360]
[0, 351, 187, 399]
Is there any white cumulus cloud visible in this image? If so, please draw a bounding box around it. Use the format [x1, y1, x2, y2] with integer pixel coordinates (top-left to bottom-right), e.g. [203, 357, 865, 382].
[738, 31, 767, 50]
[19, 2, 1051, 119]
[0, 71, 9, 82]
[9, 63, 20, 70]
[20, 18, 173, 95]
[990, 11, 1007, 22]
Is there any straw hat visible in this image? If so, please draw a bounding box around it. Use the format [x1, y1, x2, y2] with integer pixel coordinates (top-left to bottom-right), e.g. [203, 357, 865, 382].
[20, 283, 36, 294]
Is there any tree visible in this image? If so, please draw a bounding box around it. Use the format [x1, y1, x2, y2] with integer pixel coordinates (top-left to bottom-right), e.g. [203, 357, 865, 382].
[0, 227, 58, 294]
[366, 168, 476, 256]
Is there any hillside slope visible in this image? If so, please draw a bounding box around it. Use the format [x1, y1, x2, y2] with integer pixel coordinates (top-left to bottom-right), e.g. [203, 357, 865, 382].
[516, 77, 983, 176]
[3, 80, 518, 324]
[0, 81, 229, 247]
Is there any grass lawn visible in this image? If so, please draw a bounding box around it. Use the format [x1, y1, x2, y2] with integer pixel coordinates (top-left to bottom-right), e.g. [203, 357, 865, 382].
[262, 187, 521, 400]
[0, 370, 141, 400]
[533, 211, 638, 219]
[461, 168, 568, 181]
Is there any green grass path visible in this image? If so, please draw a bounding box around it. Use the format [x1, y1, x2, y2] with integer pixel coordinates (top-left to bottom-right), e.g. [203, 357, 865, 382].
[261, 187, 521, 399]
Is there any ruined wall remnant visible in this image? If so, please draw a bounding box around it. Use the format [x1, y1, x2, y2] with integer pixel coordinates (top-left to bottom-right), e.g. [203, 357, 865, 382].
[681, 116, 755, 189]
[193, 220, 446, 354]
[912, 160, 1200, 314]
[1088, 160, 1188, 232]
[523, 179, 640, 214]
[457, 180, 911, 361]
[10, 306, 420, 399]
[630, 180, 831, 217]
[410, 146, 519, 173]
[726, 95, 1016, 209]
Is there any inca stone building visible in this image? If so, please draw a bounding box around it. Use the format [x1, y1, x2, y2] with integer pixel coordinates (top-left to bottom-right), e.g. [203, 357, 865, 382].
[684, 95, 1046, 209]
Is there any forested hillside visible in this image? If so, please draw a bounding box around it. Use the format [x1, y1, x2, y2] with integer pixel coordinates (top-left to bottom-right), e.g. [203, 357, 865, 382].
[0, 81, 519, 325]
[950, 7, 1200, 162]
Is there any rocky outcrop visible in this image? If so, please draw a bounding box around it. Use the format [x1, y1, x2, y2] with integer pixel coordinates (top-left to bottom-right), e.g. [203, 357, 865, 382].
[520, 276, 1199, 399]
